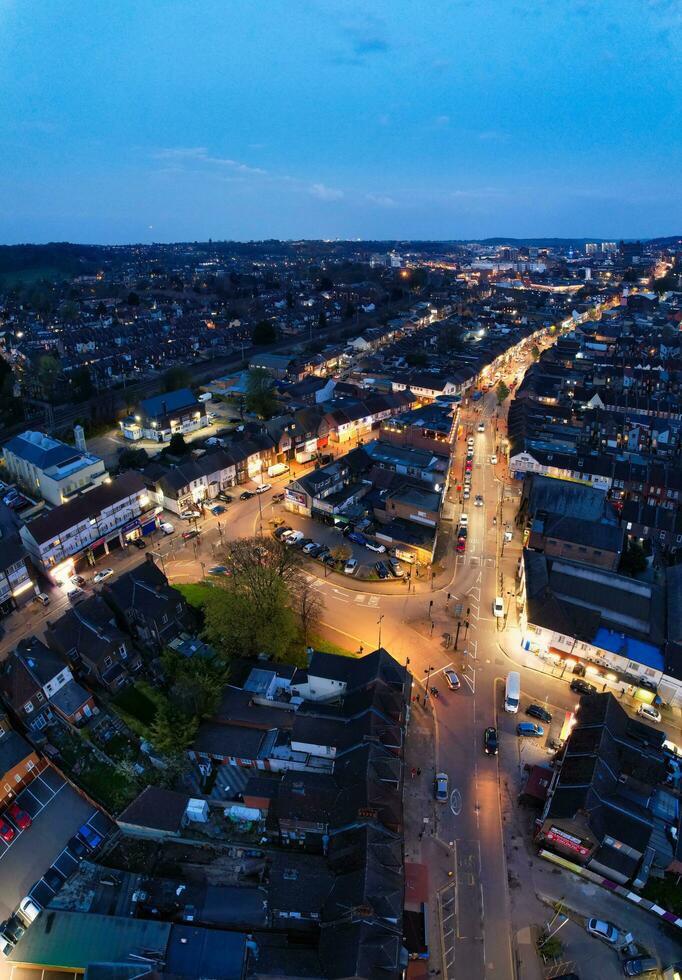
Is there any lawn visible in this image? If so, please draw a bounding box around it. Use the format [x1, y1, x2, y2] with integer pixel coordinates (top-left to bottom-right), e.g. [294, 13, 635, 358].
[174, 581, 217, 608]
[308, 632, 357, 657]
[113, 681, 162, 728]
[50, 726, 139, 813]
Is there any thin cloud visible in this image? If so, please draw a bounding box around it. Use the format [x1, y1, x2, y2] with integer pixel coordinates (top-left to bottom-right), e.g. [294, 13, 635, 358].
[365, 192, 396, 208]
[153, 147, 267, 176]
[478, 130, 508, 141]
[309, 183, 344, 201]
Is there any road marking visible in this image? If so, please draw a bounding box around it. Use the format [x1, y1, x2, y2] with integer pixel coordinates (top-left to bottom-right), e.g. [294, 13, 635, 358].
[450, 789, 462, 815]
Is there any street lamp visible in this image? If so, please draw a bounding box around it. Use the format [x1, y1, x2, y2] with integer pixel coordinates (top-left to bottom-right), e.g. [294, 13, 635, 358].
[377, 614, 384, 650]
[423, 664, 435, 706]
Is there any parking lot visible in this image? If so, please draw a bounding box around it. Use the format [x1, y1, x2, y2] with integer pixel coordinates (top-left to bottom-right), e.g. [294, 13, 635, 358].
[0, 766, 109, 921]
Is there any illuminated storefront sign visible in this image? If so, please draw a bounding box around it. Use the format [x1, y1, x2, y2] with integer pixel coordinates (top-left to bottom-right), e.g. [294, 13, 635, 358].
[546, 827, 590, 857]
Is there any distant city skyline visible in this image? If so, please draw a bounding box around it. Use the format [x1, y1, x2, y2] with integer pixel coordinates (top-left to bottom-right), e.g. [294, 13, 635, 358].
[1, 0, 680, 244]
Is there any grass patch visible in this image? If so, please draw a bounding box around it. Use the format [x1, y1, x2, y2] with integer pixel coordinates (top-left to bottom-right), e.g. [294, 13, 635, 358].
[642, 875, 682, 915]
[308, 632, 357, 657]
[174, 582, 216, 608]
[50, 727, 139, 813]
[113, 682, 160, 726]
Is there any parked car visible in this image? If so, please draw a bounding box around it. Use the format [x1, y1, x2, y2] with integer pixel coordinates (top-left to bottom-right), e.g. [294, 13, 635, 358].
[365, 540, 386, 553]
[180, 509, 201, 519]
[435, 772, 449, 803]
[67, 587, 87, 604]
[217, 492, 234, 503]
[33, 592, 50, 606]
[302, 541, 319, 554]
[210, 504, 226, 515]
[344, 558, 358, 575]
[570, 678, 597, 696]
[69, 574, 86, 588]
[490, 455, 498, 464]
[622, 956, 659, 976]
[255, 482, 271, 494]
[477, 422, 485, 432]
[585, 918, 619, 945]
[286, 531, 304, 546]
[6, 802, 31, 830]
[182, 529, 201, 541]
[208, 565, 230, 576]
[637, 703, 662, 724]
[0, 819, 15, 843]
[526, 704, 552, 723]
[444, 669, 460, 690]
[17, 897, 40, 924]
[465, 460, 473, 472]
[375, 561, 389, 579]
[78, 823, 103, 849]
[273, 525, 292, 540]
[0, 914, 25, 946]
[92, 568, 113, 584]
[517, 722, 544, 738]
[493, 597, 504, 617]
[132, 537, 147, 549]
[160, 522, 175, 534]
[347, 531, 366, 546]
[66, 835, 89, 862]
[463, 487, 471, 500]
[456, 538, 466, 554]
[387, 558, 404, 577]
[239, 490, 255, 500]
[42, 867, 66, 894]
[322, 554, 336, 567]
[484, 727, 498, 755]
[459, 514, 468, 527]
[474, 494, 484, 506]
[307, 544, 324, 557]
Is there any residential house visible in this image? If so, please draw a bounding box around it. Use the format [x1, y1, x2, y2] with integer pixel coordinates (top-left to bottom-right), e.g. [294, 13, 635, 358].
[117, 786, 191, 840]
[19, 471, 155, 585]
[527, 514, 624, 571]
[102, 559, 192, 652]
[0, 523, 34, 618]
[0, 636, 95, 730]
[45, 595, 142, 692]
[0, 726, 42, 806]
[144, 449, 237, 514]
[120, 387, 209, 442]
[2, 430, 107, 505]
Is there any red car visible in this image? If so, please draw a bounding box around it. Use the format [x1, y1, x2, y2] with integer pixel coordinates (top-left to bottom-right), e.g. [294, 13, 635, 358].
[456, 538, 466, 554]
[7, 803, 31, 830]
[465, 461, 473, 472]
[0, 818, 16, 843]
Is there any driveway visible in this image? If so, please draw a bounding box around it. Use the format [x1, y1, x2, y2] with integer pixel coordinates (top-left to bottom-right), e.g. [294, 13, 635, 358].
[0, 767, 101, 920]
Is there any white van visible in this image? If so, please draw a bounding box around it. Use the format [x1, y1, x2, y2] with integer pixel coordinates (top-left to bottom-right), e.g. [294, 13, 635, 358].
[504, 671, 521, 713]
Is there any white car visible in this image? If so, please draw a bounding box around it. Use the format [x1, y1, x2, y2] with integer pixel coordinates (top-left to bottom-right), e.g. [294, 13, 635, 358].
[444, 669, 460, 690]
[493, 597, 504, 617]
[365, 540, 386, 553]
[180, 509, 201, 519]
[160, 522, 175, 535]
[344, 558, 358, 575]
[477, 422, 485, 432]
[256, 483, 272, 494]
[17, 897, 40, 924]
[286, 531, 304, 546]
[490, 455, 498, 465]
[459, 514, 468, 527]
[585, 918, 619, 945]
[463, 487, 471, 500]
[637, 703, 662, 724]
[474, 495, 484, 507]
[92, 568, 113, 584]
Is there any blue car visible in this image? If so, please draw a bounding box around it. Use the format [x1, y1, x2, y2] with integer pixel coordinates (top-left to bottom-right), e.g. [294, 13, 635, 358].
[78, 823, 103, 850]
[210, 505, 226, 515]
[517, 722, 544, 738]
[347, 531, 366, 546]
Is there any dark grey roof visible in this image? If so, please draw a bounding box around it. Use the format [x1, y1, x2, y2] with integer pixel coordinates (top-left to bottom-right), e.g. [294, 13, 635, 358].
[192, 722, 270, 759]
[117, 786, 189, 832]
[50, 678, 92, 717]
[15, 636, 66, 686]
[139, 387, 197, 419]
[46, 596, 125, 667]
[25, 471, 146, 544]
[0, 730, 33, 777]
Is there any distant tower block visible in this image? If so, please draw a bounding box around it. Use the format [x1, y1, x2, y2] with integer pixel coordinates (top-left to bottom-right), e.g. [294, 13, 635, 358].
[74, 425, 87, 452]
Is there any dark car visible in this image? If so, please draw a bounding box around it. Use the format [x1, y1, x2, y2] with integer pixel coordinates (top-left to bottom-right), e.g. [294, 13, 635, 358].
[526, 704, 552, 723]
[570, 678, 597, 696]
[315, 548, 331, 562]
[375, 561, 389, 579]
[182, 529, 201, 541]
[43, 866, 67, 894]
[458, 526, 468, 538]
[78, 823, 103, 849]
[240, 490, 255, 500]
[132, 537, 147, 549]
[307, 544, 324, 557]
[67, 834, 90, 861]
[484, 727, 498, 755]
[297, 537, 314, 549]
[347, 531, 366, 546]
[0, 914, 25, 945]
[272, 492, 285, 503]
[322, 554, 336, 567]
[274, 525, 292, 539]
[622, 956, 658, 977]
[218, 492, 234, 503]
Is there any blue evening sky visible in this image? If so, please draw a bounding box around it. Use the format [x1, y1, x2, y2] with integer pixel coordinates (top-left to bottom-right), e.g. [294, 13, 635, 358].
[0, 0, 680, 243]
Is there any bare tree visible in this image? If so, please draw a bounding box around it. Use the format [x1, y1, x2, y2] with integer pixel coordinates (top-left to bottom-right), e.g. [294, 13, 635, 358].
[291, 574, 324, 647]
[220, 536, 302, 616]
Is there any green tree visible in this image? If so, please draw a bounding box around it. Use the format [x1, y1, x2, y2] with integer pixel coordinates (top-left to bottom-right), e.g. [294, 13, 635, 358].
[149, 702, 198, 755]
[127, 291, 140, 306]
[167, 432, 187, 456]
[619, 539, 648, 576]
[70, 366, 95, 402]
[496, 381, 510, 405]
[530, 344, 540, 361]
[437, 323, 465, 355]
[37, 354, 61, 395]
[318, 310, 327, 330]
[406, 351, 428, 367]
[245, 368, 278, 419]
[117, 447, 149, 471]
[344, 301, 356, 320]
[162, 365, 192, 392]
[252, 319, 277, 345]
